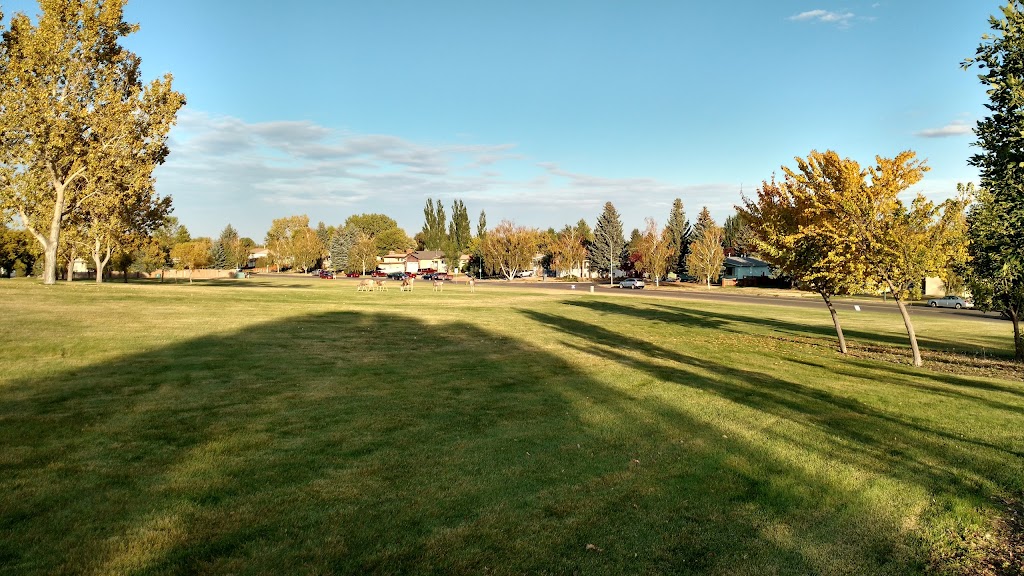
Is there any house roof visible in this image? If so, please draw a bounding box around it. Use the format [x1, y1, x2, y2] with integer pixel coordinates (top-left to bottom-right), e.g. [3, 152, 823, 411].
[409, 250, 444, 261]
[724, 256, 771, 268]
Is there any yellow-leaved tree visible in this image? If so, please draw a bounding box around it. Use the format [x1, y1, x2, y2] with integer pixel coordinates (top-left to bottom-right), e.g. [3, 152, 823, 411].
[481, 220, 540, 281]
[634, 218, 673, 287]
[0, 0, 185, 285]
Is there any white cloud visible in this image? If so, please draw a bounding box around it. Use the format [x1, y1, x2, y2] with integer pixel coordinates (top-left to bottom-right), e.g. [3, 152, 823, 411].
[915, 120, 973, 138]
[155, 110, 744, 239]
[788, 9, 856, 26]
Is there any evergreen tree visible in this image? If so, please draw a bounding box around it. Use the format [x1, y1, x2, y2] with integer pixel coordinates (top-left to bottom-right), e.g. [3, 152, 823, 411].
[691, 207, 715, 240]
[665, 198, 690, 276]
[328, 225, 358, 272]
[963, 1, 1024, 360]
[210, 241, 228, 269]
[590, 202, 625, 285]
[477, 210, 487, 239]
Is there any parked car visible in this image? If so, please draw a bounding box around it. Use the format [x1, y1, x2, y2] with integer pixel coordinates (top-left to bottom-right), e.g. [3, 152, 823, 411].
[319, 270, 335, 279]
[387, 271, 408, 280]
[420, 272, 434, 280]
[619, 278, 645, 289]
[517, 270, 534, 278]
[371, 270, 387, 277]
[433, 273, 451, 281]
[345, 272, 360, 277]
[927, 295, 973, 309]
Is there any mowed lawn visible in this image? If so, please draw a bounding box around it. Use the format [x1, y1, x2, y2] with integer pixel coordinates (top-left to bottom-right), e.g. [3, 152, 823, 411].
[1, 276, 1022, 575]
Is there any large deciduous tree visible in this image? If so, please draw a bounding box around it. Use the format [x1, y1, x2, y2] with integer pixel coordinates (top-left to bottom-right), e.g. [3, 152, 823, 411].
[739, 155, 866, 355]
[963, 1, 1024, 361]
[0, 0, 185, 285]
[481, 220, 539, 281]
[345, 213, 414, 255]
[591, 202, 625, 285]
[550, 224, 589, 278]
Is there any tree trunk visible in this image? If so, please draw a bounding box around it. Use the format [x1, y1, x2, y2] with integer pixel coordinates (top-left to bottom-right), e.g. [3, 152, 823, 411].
[66, 251, 76, 283]
[885, 279, 923, 367]
[819, 291, 848, 354]
[1010, 308, 1022, 362]
[188, 267, 194, 283]
[92, 241, 111, 284]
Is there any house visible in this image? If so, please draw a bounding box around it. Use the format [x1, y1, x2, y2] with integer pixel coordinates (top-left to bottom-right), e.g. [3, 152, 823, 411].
[406, 250, 447, 274]
[722, 256, 772, 280]
[379, 251, 412, 274]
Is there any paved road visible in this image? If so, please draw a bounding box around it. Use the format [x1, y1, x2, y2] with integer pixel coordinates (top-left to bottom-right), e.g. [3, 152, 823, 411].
[471, 279, 1005, 324]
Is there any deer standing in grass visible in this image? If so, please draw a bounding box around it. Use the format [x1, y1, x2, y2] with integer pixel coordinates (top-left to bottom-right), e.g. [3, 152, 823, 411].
[467, 277, 476, 293]
[433, 279, 443, 292]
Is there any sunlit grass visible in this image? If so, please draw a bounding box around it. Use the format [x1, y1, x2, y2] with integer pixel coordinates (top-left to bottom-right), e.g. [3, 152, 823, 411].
[0, 276, 1021, 574]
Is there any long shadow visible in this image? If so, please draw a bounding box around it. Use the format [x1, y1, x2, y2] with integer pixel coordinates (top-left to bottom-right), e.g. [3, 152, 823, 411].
[520, 309, 1024, 500]
[566, 298, 1011, 357]
[2, 305, 1019, 574]
[568, 298, 1023, 392]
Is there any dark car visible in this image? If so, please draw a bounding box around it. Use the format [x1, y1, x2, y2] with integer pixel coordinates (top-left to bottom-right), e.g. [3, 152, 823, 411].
[387, 272, 407, 280]
[420, 272, 434, 280]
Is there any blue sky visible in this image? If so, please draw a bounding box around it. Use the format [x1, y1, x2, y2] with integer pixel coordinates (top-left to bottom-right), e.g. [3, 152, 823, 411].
[3, 1, 999, 240]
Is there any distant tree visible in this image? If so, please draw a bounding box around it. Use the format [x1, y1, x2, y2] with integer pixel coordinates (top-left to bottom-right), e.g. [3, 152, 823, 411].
[686, 216, 724, 289]
[210, 241, 228, 269]
[722, 212, 749, 252]
[171, 239, 212, 283]
[665, 198, 690, 276]
[328, 225, 358, 272]
[962, 2, 1024, 361]
[481, 220, 540, 281]
[691, 207, 715, 242]
[265, 215, 311, 272]
[0, 224, 35, 278]
[348, 233, 379, 276]
[550, 224, 588, 278]
[291, 227, 322, 273]
[150, 217, 190, 281]
[420, 199, 447, 251]
[634, 218, 673, 287]
[217, 224, 248, 269]
[444, 199, 473, 275]
[345, 213, 414, 255]
[477, 210, 487, 240]
[0, 1, 184, 284]
[591, 202, 625, 285]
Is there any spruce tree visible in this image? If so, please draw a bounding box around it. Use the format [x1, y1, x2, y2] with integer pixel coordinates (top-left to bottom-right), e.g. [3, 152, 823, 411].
[211, 241, 227, 270]
[591, 202, 625, 285]
[665, 198, 690, 276]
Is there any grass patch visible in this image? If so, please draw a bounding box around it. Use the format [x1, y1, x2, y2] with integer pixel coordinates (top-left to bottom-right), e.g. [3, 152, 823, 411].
[1, 276, 1022, 575]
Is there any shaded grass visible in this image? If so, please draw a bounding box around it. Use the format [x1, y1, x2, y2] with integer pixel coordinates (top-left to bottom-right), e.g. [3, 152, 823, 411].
[0, 276, 1022, 575]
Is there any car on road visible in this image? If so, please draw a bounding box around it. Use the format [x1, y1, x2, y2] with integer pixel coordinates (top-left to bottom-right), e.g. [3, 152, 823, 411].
[346, 272, 361, 278]
[433, 273, 452, 281]
[927, 295, 973, 309]
[619, 278, 645, 289]
[387, 271, 408, 280]
[420, 272, 434, 280]
[319, 270, 335, 279]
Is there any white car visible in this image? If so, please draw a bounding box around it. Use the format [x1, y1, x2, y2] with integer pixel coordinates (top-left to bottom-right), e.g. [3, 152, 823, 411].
[927, 295, 973, 309]
[619, 278, 645, 289]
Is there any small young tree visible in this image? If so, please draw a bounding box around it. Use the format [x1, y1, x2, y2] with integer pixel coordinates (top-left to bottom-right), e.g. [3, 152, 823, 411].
[634, 218, 673, 287]
[686, 219, 725, 289]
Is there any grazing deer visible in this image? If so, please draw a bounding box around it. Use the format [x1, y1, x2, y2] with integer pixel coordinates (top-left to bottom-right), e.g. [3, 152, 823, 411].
[374, 279, 388, 292]
[467, 277, 476, 293]
[401, 277, 414, 291]
[356, 278, 372, 292]
[432, 279, 443, 292]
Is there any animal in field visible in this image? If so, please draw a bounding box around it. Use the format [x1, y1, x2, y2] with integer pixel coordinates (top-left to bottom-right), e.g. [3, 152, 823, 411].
[432, 279, 443, 292]
[375, 279, 388, 292]
[467, 277, 476, 293]
[401, 277, 414, 291]
[356, 279, 372, 291]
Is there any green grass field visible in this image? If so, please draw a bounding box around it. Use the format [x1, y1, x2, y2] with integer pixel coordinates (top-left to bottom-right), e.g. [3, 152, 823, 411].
[1, 276, 1022, 575]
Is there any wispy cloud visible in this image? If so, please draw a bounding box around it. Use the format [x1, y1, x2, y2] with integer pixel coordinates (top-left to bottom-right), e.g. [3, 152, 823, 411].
[156, 111, 741, 238]
[915, 120, 973, 138]
[788, 9, 856, 27]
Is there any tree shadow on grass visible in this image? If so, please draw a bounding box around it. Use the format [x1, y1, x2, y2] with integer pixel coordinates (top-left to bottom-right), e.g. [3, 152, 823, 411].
[2, 308, 1020, 574]
[565, 298, 1011, 358]
[567, 299, 1024, 397]
[520, 309, 1024, 498]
